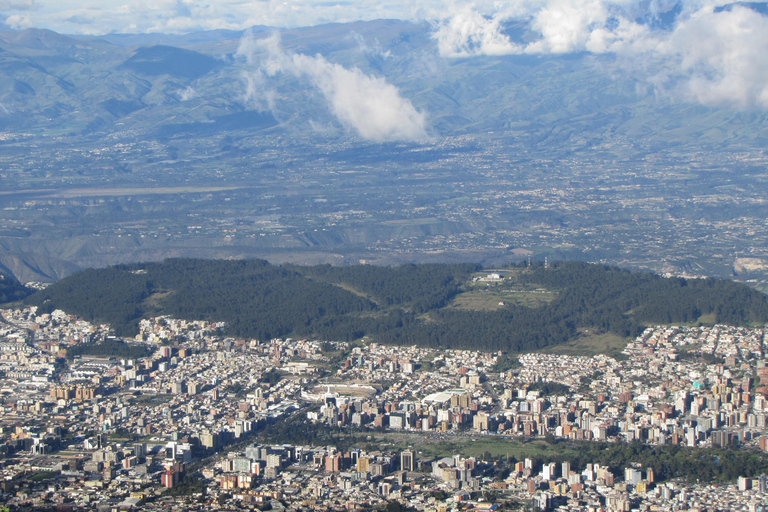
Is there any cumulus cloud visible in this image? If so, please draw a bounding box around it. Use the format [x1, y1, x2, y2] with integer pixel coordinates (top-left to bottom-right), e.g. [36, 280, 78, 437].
[663, 5, 768, 108]
[432, 0, 653, 57]
[432, 5, 521, 57]
[238, 32, 428, 142]
[433, 0, 768, 109]
[6, 0, 767, 111]
[5, 12, 32, 29]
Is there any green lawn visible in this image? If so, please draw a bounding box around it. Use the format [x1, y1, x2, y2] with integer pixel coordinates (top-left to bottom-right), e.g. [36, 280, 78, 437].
[539, 330, 628, 359]
[363, 432, 577, 462]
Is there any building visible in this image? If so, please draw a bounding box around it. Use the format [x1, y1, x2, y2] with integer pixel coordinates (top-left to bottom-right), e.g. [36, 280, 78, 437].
[401, 450, 414, 472]
[161, 470, 179, 488]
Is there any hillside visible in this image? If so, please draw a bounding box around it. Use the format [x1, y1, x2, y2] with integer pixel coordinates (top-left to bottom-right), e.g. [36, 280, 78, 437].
[0, 271, 32, 305]
[26, 260, 768, 352]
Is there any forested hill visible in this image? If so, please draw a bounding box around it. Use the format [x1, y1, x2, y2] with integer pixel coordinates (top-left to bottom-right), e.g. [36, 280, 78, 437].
[0, 272, 32, 305]
[25, 259, 768, 353]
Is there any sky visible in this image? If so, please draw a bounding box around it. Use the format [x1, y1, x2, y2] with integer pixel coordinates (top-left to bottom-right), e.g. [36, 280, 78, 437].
[0, 0, 443, 34]
[0, 0, 760, 36]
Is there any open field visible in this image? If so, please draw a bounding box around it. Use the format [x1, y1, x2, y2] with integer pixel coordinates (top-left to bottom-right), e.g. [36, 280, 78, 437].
[449, 271, 558, 311]
[538, 330, 628, 359]
[696, 313, 717, 324]
[364, 432, 578, 461]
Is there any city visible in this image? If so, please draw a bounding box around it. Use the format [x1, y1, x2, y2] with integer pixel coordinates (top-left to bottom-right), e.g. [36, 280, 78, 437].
[2, 305, 768, 510]
[2, 2, 768, 511]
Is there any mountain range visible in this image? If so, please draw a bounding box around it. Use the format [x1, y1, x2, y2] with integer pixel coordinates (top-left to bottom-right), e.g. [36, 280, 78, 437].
[1, 10, 767, 283]
[2, 17, 765, 144]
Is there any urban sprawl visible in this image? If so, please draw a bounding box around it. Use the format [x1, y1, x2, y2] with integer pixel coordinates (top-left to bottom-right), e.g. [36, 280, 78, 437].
[1, 306, 768, 511]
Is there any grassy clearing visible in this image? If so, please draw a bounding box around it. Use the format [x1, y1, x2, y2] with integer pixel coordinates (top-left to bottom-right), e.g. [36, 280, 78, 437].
[448, 291, 509, 311]
[448, 268, 559, 311]
[539, 330, 628, 359]
[449, 284, 557, 312]
[28, 471, 58, 482]
[364, 432, 575, 461]
[324, 281, 381, 306]
[129, 393, 173, 406]
[143, 290, 173, 310]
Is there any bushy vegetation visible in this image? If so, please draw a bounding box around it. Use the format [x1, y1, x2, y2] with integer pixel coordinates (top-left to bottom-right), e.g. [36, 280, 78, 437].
[527, 380, 571, 396]
[27, 259, 768, 353]
[518, 261, 768, 329]
[163, 475, 206, 496]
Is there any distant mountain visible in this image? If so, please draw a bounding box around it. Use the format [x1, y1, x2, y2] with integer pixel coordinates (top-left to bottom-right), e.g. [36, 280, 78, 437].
[0, 19, 764, 143]
[89, 28, 253, 48]
[1, 17, 767, 284]
[0, 252, 82, 284]
[3, 28, 89, 51]
[120, 45, 221, 80]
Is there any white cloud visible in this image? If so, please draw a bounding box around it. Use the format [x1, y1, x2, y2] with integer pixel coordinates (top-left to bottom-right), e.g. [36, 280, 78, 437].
[241, 68, 277, 112]
[6, 1, 768, 111]
[238, 32, 428, 142]
[527, 0, 609, 53]
[663, 5, 768, 108]
[349, 31, 392, 59]
[178, 86, 197, 101]
[5, 13, 32, 29]
[432, 6, 521, 57]
[432, 1, 768, 110]
[432, 0, 655, 57]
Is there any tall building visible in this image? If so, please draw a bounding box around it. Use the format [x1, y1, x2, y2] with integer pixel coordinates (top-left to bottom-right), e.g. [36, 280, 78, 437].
[161, 470, 179, 488]
[325, 454, 341, 472]
[401, 450, 414, 472]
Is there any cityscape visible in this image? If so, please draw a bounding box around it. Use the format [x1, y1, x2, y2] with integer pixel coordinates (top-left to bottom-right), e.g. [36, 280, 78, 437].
[2, 305, 768, 510]
[2, 1, 768, 510]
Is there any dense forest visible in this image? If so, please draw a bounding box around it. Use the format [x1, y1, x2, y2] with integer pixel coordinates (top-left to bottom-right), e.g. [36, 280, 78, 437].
[292, 263, 480, 312]
[26, 259, 768, 353]
[0, 272, 32, 305]
[28, 259, 375, 339]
